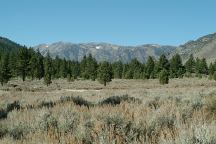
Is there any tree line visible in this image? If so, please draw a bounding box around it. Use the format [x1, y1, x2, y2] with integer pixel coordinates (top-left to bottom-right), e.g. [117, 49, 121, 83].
[0, 46, 216, 86]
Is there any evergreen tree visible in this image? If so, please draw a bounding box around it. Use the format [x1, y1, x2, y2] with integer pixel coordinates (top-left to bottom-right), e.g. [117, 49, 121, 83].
[71, 61, 80, 79]
[29, 53, 38, 80]
[200, 58, 208, 75]
[185, 54, 195, 74]
[195, 58, 208, 75]
[112, 61, 123, 79]
[170, 54, 184, 78]
[8, 52, 17, 77]
[145, 56, 155, 79]
[59, 58, 68, 78]
[195, 58, 201, 75]
[122, 64, 130, 79]
[86, 54, 97, 80]
[80, 55, 88, 79]
[209, 62, 215, 76]
[0, 54, 11, 85]
[157, 54, 170, 74]
[17, 48, 30, 81]
[159, 69, 169, 85]
[35, 52, 44, 80]
[97, 61, 112, 86]
[44, 53, 52, 86]
[53, 56, 61, 78]
[129, 59, 143, 79]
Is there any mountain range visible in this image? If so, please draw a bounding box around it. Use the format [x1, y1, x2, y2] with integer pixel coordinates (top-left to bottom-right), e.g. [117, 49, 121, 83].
[34, 42, 176, 63]
[1, 32, 216, 63]
[34, 32, 216, 63]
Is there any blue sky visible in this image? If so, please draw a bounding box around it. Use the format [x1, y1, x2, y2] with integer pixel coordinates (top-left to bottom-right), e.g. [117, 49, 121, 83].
[0, 0, 216, 46]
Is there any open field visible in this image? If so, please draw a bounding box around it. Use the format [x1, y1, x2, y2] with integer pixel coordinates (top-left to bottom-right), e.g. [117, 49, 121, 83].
[0, 78, 216, 144]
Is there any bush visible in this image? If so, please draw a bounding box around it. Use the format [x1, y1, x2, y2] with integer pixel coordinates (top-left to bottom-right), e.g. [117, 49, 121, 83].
[38, 101, 56, 109]
[104, 114, 146, 143]
[6, 101, 20, 112]
[213, 72, 216, 81]
[39, 113, 58, 131]
[206, 95, 216, 116]
[99, 95, 141, 106]
[0, 109, 7, 119]
[71, 96, 93, 108]
[0, 123, 8, 138]
[60, 96, 73, 103]
[58, 111, 80, 133]
[9, 123, 30, 140]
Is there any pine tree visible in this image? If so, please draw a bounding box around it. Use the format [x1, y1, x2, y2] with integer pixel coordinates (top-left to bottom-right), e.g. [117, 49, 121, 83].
[86, 54, 97, 80]
[17, 48, 30, 81]
[145, 56, 155, 79]
[209, 62, 215, 76]
[71, 61, 80, 79]
[157, 54, 170, 74]
[80, 55, 88, 79]
[185, 54, 195, 74]
[29, 53, 37, 80]
[44, 53, 52, 86]
[159, 69, 169, 85]
[130, 59, 143, 79]
[97, 61, 112, 86]
[112, 61, 123, 79]
[195, 58, 201, 75]
[53, 56, 61, 79]
[200, 58, 208, 75]
[8, 52, 17, 77]
[0, 54, 11, 85]
[170, 54, 184, 78]
[60, 58, 68, 78]
[35, 52, 44, 80]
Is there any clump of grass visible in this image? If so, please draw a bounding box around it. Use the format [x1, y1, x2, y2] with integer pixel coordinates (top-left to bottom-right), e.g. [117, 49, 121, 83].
[99, 95, 141, 106]
[147, 97, 161, 109]
[205, 95, 216, 117]
[181, 107, 193, 123]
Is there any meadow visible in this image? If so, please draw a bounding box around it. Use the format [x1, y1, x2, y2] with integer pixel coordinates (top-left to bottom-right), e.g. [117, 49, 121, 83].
[0, 78, 216, 144]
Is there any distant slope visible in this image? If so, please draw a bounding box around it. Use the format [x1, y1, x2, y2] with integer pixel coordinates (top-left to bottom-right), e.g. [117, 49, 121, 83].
[34, 42, 176, 63]
[0, 37, 24, 53]
[171, 33, 216, 63]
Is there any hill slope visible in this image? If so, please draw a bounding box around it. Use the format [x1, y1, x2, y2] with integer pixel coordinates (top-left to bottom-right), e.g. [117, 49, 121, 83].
[0, 37, 24, 53]
[171, 33, 216, 63]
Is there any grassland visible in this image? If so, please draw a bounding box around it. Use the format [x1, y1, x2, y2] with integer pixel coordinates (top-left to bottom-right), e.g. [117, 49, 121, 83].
[0, 78, 216, 144]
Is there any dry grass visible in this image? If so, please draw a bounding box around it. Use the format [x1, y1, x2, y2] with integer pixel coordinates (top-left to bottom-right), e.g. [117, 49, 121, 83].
[0, 78, 216, 143]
